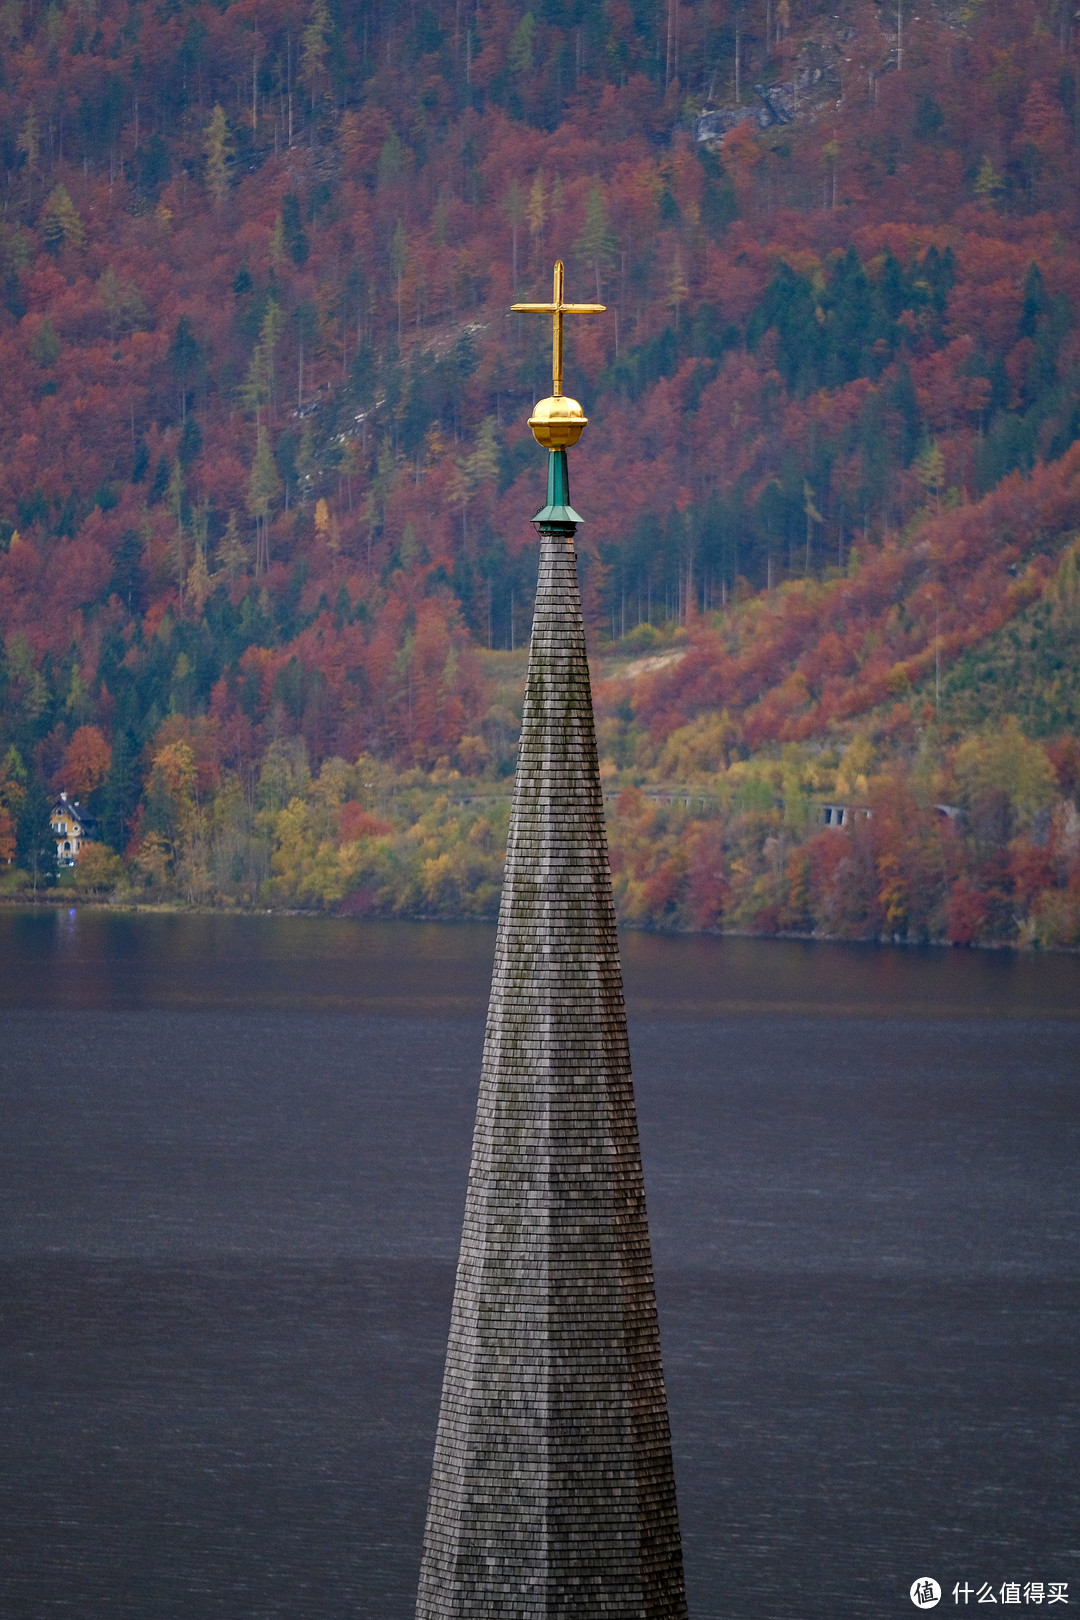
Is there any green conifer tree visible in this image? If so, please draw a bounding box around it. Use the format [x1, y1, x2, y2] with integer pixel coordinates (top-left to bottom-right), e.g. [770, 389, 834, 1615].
[248, 429, 281, 575]
[102, 728, 142, 853]
[16, 773, 54, 891]
[29, 317, 59, 368]
[575, 186, 616, 301]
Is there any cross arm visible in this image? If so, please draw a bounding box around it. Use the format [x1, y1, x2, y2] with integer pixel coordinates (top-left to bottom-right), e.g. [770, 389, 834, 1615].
[511, 261, 607, 398]
[509, 302, 606, 313]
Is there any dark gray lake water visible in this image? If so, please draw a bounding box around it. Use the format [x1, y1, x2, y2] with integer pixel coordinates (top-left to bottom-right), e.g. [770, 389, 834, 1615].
[1, 910, 1078, 1619]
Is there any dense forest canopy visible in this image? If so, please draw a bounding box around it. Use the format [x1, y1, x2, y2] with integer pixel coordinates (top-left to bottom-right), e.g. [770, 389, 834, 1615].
[1, 0, 1079, 945]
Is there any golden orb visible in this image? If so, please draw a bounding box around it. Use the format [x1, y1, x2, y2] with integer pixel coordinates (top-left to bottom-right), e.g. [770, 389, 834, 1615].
[528, 394, 588, 450]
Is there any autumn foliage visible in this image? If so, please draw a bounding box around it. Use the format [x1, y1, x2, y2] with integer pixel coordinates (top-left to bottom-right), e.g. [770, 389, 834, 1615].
[0, 0, 1078, 942]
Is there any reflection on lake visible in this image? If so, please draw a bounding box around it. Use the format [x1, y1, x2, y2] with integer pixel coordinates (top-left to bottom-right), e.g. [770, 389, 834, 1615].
[1, 910, 1077, 1618]
[4, 905, 1080, 1019]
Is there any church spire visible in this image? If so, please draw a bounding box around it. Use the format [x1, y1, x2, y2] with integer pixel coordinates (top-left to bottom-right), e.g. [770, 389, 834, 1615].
[415, 267, 687, 1620]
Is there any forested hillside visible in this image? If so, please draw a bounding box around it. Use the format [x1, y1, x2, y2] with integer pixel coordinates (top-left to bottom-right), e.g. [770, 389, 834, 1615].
[1, 0, 1078, 945]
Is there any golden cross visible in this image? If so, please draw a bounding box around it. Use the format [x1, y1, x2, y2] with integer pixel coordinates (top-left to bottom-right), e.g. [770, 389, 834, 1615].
[511, 260, 605, 397]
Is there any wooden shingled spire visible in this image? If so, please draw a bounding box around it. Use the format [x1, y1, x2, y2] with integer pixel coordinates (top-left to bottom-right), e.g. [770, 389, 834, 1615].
[415, 272, 687, 1616]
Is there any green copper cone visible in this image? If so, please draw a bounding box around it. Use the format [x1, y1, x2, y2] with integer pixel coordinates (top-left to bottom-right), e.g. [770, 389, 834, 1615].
[532, 447, 583, 527]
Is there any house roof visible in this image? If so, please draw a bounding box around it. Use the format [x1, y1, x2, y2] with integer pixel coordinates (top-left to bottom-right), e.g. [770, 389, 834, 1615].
[50, 792, 97, 836]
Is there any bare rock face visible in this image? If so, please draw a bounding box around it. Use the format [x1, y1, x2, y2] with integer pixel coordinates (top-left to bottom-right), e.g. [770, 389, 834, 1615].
[695, 37, 844, 149]
[415, 526, 687, 1620]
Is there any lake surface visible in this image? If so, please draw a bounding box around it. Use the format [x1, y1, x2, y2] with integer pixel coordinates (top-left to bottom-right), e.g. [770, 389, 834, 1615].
[1, 910, 1078, 1618]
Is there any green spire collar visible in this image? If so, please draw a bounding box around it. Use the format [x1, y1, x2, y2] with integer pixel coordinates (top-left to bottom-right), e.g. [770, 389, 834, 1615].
[532, 448, 583, 527]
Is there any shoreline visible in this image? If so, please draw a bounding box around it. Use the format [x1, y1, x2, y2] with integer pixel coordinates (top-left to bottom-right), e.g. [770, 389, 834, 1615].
[2, 893, 1076, 954]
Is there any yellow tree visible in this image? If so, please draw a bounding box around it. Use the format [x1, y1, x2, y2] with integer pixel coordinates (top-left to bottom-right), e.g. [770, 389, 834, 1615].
[98, 267, 148, 342]
[918, 440, 945, 513]
[953, 720, 1057, 827]
[143, 739, 211, 901]
[248, 428, 281, 575]
[301, 0, 330, 116]
[389, 221, 407, 341]
[142, 740, 199, 878]
[803, 481, 823, 573]
[217, 512, 250, 582]
[74, 843, 125, 893]
[668, 249, 688, 331]
[203, 105, 232, 207]
[973, 155, 1004, 209]
[508, 12, 535, 75]
[186, 499, 212, 613]
[41, 185, 86, 254]
[0, 746, 26, 864]
[1050, 539, 1080, 636]
[314, 497, 341, 571]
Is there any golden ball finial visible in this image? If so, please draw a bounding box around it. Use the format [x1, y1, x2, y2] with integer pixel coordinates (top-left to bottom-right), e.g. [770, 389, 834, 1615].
[528, 394, 588, 450]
